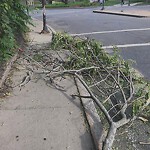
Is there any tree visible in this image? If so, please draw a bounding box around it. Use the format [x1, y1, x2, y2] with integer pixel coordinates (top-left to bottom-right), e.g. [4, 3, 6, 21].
[47, 0, 52, 4]
[40, 0, 49, 33]
[0, 0, 31, 62]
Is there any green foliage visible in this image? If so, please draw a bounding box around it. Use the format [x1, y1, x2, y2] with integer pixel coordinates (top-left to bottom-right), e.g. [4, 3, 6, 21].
[51, 33, 129, 71]
[51, 33, 150, 118]
[133, 83, 150, 116]
[33, 53, 43, 62]
[37, 0, 150, 9]
[35, 0, 120, 9]
[0, 0, 31, 62]
[36, 1, 100, 8]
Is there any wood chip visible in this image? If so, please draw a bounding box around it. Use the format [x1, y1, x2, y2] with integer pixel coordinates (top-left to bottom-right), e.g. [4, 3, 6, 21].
[139, 141, 150, 145]
[138, 116, 148, 122]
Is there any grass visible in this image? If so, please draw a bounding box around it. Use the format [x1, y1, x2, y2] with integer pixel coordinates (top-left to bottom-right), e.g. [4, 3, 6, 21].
[105, 0, 120, 6]
[35, 0, 120, 9]
[130, 0, 150, 5]
[35, 0, 149, 9]
[137, 1, 150, 5]
[36, 1, 98, 8]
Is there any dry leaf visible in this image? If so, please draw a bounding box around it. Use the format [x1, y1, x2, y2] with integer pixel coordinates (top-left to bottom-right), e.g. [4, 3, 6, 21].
[138, 116, 148, 122]
[139, 141, 150, 145]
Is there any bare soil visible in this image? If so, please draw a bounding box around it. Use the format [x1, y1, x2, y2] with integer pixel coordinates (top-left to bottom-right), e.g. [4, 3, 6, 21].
[0, 34, 26, 98]
[113, 118, 150, 150]
[0, 63, 6, 97]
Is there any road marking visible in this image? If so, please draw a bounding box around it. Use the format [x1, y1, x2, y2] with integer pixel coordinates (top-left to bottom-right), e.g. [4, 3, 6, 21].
[102, 42, 150, 49]
[46, 10, 85, 15]
[70, 28, 150, 36]
[32, 10, 84, 17]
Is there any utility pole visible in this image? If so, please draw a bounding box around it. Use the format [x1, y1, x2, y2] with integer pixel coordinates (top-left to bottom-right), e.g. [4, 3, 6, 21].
[25, 0, 29, 15]
[101, 0, 105, 10]
[121, 0, 124, 6]
[41, 0, 49, 33]
[128, 0, 130, 6]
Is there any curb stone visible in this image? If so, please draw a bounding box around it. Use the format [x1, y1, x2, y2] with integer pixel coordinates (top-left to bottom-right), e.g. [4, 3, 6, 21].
[75, 77, 104, 150]
[93, 10, 149, 18]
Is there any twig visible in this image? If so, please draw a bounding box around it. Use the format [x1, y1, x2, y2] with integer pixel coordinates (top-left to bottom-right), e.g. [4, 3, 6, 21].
[71, 94, 92, 99]
[139, 141, 150, 145]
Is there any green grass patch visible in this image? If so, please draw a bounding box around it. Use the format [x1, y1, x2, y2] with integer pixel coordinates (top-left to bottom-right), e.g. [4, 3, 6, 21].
[131, 0, 143, 2]
[136, 1, 150, 5]
[36, 1, 97, 8]
[130, 0, 150, 5]
[35, 0, 120, 9]
[105, 0, 120, 6]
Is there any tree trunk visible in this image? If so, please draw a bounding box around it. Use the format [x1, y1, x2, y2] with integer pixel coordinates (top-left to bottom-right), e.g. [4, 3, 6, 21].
[47, 0, 52, 4]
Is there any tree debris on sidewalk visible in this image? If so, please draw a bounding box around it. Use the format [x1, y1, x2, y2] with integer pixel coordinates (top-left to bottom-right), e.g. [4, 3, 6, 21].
[7, 33, 150, 150]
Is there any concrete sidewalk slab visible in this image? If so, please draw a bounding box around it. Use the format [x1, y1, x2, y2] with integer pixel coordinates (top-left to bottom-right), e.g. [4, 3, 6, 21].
[28, 19, 52, 45]
[93, 6, 150, 18]
[0, 78, 94, 150]
[0, 19, 95, 150]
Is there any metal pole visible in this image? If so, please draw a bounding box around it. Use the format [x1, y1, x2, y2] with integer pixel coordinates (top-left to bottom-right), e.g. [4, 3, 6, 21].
[41, 0, 49, 33]
[128, 0, 130, 6]
[26, 0, 29, 15]
[121, 0, 125, 6]
[101, 0, 104, 10]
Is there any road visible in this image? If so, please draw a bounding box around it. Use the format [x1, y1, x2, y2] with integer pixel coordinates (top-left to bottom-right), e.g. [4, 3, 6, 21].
[31, 6, 150, 79]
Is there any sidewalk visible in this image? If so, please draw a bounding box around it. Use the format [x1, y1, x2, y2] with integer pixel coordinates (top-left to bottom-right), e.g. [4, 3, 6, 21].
[0, 19, 95, 150]
[93, 5, 150, 18]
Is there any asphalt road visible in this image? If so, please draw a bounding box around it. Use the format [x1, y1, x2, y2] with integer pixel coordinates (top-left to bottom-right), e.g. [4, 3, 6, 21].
[31, 6, 150, 79]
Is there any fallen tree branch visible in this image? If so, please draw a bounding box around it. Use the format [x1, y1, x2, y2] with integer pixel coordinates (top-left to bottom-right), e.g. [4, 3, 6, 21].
[139, 141, 150, 145]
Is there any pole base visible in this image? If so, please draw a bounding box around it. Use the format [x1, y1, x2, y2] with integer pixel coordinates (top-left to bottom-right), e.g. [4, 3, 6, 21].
[40, 29, 50, 34]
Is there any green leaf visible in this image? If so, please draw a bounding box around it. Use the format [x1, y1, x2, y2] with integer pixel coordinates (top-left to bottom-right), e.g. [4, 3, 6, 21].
[145, 92, 150, 100]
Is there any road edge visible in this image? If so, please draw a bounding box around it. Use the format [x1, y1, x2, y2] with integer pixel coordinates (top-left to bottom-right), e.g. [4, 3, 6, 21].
[75, 77, 104, 150]
[93, 10, 149, 18]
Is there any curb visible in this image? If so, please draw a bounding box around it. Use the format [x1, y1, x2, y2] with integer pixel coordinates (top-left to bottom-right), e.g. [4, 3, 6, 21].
[47, 25, 56, 34]
[0, 53, 18, 89]
[75, 78, 103, 150]
[31, 18, 104, 149]
[93, 10, 149, 18]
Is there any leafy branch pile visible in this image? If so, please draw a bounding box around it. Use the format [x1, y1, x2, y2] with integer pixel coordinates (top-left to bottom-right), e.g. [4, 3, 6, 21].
[14, 32, 149, 150]
[0, 0, 31, 62]
[51, 33, 150, 150]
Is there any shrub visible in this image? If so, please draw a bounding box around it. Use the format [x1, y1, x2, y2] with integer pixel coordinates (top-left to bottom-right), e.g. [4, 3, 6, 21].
[0, 0, 31, 62]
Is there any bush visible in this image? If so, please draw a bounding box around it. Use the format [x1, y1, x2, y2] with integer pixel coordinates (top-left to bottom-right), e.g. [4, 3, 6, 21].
[0, 0, 31, 62]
